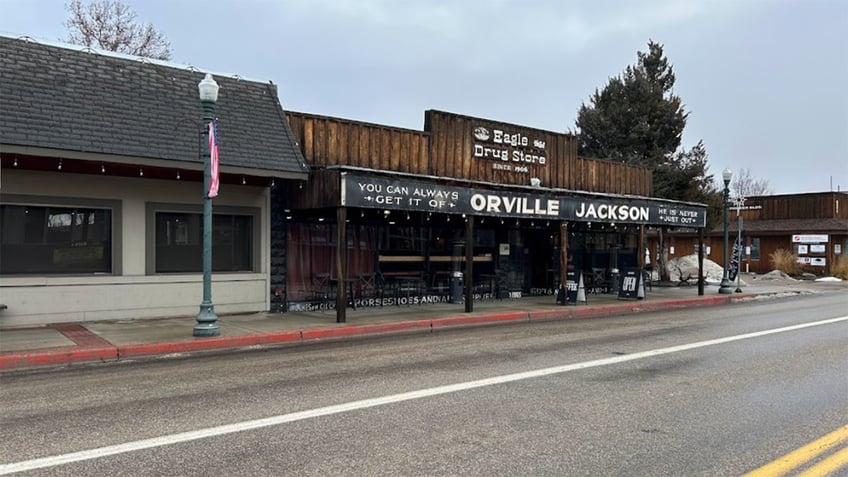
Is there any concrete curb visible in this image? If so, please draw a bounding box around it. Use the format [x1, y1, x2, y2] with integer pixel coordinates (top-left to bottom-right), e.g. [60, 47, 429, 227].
[0, 293, 759, 371]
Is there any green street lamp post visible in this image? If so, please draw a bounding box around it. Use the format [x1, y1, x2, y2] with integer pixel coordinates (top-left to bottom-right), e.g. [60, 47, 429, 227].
[718, 168, 733, 295]
[194, 73, 220, 337]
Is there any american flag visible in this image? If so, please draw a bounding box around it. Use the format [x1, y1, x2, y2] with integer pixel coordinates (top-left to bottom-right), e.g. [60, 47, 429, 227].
[208, 119, 220, 198]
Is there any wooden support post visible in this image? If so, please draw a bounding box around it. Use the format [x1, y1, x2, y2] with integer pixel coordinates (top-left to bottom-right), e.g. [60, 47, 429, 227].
[638, 225, 645, 269]
[336, 206, 347, 323]
[559, 221, 568, 304]
[698, 227, 705, 296]
[465, 216, 474, 313]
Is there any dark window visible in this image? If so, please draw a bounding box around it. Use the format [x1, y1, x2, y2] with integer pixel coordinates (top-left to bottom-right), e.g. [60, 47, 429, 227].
[0, 205, 112, 274]
[750, 237, 761, 261]
[155, 212, 253, 273]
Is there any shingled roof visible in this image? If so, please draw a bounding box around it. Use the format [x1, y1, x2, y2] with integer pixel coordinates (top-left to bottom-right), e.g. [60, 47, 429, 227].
[0, 35, 307, 179]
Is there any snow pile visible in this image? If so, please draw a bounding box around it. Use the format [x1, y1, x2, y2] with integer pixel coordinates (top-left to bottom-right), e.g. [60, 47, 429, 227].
[754, 270, 798, 281]
[664, 254, 731, 286]
[815, 276, 843, 282]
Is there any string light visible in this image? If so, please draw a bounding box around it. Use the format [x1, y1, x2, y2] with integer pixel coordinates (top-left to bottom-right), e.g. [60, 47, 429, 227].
[58, 160, 62, 170]
[101, 164, 105, 173]
[176, 171, 180, 180]
[139, 168, 144, 177]
[13, 158, 17, 167]
[242, 177, 246, 185]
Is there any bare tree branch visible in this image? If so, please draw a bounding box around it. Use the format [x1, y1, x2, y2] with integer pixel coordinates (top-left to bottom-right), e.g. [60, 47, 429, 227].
[731, 168, 772, 199]
[64, 0, 171, 60]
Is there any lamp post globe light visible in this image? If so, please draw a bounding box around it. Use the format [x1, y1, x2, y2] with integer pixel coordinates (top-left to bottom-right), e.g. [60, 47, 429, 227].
[194, 73, 220, 337]
[718, 167, 733, 295]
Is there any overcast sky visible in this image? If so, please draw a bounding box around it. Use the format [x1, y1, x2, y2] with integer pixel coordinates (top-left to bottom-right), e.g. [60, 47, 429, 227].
[2, 0, 846, 195]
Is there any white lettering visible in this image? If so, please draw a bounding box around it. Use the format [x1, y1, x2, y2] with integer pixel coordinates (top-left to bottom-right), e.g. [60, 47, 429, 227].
[474, 144, 508, 161]
[575, 202, 649, 222]
[469, 193, 560, 216]
[511, 150, 547, 165]
[493, 129, 529, 147]
[386, 185, 408, 195]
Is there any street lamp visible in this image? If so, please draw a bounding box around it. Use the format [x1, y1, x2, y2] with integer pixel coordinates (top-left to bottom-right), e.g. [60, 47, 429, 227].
[718, 168, 733, 294]
[734, 194, 745, 293]
[194, 73, 220, 337]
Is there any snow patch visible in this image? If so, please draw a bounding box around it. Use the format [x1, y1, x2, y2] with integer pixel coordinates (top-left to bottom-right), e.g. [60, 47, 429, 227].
[663, 254, 738, 286]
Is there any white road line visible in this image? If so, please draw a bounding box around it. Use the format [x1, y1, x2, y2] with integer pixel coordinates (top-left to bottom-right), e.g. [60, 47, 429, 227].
[2, 315, 846, 475]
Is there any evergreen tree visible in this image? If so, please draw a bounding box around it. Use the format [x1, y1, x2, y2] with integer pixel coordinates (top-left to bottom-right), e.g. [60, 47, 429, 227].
[575, 41, 720, 280]
[576, 41, 687, 172]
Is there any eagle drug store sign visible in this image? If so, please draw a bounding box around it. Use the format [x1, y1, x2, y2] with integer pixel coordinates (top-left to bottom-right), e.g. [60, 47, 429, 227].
[342, 174, 707, 227]
[471, 124, 547, 174]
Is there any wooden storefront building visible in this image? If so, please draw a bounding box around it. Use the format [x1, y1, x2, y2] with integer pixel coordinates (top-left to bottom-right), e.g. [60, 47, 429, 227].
[653, 192, 848, 276]
[278, 110, 709, 321]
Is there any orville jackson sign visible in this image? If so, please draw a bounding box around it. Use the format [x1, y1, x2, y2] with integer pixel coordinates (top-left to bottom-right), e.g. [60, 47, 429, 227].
[342, 173, 707, 227]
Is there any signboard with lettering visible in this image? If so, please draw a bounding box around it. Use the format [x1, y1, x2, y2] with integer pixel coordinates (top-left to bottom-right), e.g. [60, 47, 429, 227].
[342, 173, 708, 227]
[792, 234, 829, 243]
[617, 268, 642, 300]
[564, 270, 579, 304]
[471, 125, 547, 175]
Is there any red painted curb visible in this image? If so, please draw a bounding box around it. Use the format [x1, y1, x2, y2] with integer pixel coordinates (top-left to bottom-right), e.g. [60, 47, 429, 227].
[528, 308, 573, 321]
[430, 311, 528, 328]
[255, 330, 305, 345]
[118, 333, 294, 358]
[0, 346, 117, 370]
[571, 305, 622, 319]
[301, 321, 432, 340]
[1, 294, 761, 371]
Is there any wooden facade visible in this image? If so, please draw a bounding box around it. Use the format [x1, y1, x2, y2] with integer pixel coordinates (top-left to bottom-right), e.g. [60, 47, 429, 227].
[285, 110, 653, 205]
[653, 192, 848, 275]
[739, 192, 847, 221]
[282, 109, 709, 318]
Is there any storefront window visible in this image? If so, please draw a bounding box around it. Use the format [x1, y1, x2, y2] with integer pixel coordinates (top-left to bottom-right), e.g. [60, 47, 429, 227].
[155, 212, 253, 273]
[750, 237, 761, 261]
[0, 204, 112, 274]
[286, 223, 377, 301]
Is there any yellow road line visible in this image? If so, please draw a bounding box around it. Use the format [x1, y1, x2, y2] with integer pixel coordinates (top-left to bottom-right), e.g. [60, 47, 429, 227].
[742, 424, 848, 477]
[795, 445, 848, 477]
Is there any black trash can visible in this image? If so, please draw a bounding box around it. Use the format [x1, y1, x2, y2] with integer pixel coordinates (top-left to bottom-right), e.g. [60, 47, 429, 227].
[449, 271, 464, 303]
[610, 268, 620, 294]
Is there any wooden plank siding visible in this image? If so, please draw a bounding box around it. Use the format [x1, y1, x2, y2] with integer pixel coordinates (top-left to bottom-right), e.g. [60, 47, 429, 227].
[286, 169, 340, 210]
[759, 193, 846, 219]
[424, 110, 651, 195]
[286, 110, 652, 197]
[287, 112, 430, 175]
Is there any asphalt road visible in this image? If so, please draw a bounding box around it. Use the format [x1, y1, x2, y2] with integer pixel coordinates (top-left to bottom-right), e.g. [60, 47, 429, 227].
[1, 292, 846, 476]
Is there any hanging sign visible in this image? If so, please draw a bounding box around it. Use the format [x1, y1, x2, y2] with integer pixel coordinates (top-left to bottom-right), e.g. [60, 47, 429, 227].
[342, 173, 707, 227]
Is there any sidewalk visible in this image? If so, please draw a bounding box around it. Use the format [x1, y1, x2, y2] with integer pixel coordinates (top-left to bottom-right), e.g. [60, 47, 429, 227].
[1, 280, 839, 372]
